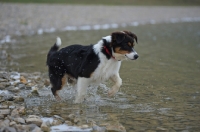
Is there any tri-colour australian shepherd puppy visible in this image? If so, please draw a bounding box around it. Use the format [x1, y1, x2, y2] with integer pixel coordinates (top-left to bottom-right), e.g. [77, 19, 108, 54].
[47, 31, 139, 103]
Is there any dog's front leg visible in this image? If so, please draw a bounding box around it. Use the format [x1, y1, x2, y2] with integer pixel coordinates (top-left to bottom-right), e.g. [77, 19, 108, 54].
[74, 77, 89, 103]
[108, 73, 122, 96]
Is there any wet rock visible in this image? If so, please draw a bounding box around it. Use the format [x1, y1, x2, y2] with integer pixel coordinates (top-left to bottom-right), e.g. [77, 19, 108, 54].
[65, 120, 72, 126]
[106, 123, 126, 132]
[45, 120, 51, 126]
[15, 124, 29, 132]
[41, 121, 50, 132]
[0, 120, 10, 128]
[9, 121, 17, 126]
[0, 78, 7, 82]
[18, 106, 26, 115]
[1, 82, 10, 87]
[17, 83, 26, 89]
[0, 72, 9, 79]
[3, 119, 10, 127]
[11, 108, 20, 117]
[26, 115, 43, 126]
[13, 96, 25, 103]
[0, 109, 10, 115]
[0, 127, 17, 132]
[32, 126, 42, 132]
[9, 105, 16, 109]
[10, 72, 20, 80]
[53, 115, 64, 121]
[14, 117, 25, 124]
[28, 124, 39, 131]
[28, 87, 39, 97]
[8, 86, 20, 92]
[74, 117, 81, 124]
[44, 79, 50, 86]
[67, 113, 75, 121]
[0, 114, 4, 119]
[26, 82, 35, 87]
[79, 124, 89, 129]
[92, 125, 106, 132]
[0, 105, 8, 108]
[156, 127, 167, 131]
[0, 83, 7, 89]
[52, 119, 62, 126]
[20, 76, 27, 84]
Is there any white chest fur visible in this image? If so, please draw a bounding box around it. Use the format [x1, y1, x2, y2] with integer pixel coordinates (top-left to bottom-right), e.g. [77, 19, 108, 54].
[91, 58, 121, 83]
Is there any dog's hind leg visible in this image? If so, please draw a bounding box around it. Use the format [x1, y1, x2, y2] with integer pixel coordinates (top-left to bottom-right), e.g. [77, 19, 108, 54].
[74, 77, 90, 103]
[49, 72, 67, 100]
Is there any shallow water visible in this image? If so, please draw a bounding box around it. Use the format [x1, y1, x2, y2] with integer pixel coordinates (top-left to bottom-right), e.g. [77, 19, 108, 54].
[1, 22, 200, 131]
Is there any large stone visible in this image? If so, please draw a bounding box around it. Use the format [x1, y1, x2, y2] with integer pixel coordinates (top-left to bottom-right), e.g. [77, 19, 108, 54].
[0, 114, 4, 119]
[0, 109, 10, 115]
[18, 106, 26, 115]
[52, 119, 62, 126]
[106, 123, 126, 132]
[10, 121, 17, 126]
[15, 124, 29, 132]
[3, 119, 10, 126]
[41, 121, 50, 132]
[10, 72, 20, 80]
[0, 127, 17, 132]
[14, 117, 25, 124]
[11, 108, 20, 117]
[26, 115, 43, 126]
[32, 126, 42, 132]
[18, 83, 26, 89]
[0, 105, 8, 108]
[92, 126, 106, 132]
[0, 120, 9, 128]
[13, 96, 25, 102]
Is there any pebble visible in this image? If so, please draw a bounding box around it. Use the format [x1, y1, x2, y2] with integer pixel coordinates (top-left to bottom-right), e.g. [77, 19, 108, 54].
[41, 121, 50, 132]
[0, 109, 11, 115]
[26, 115, 43, 126]
[14, 117, 25, 124]
[20, 76, 27, 84]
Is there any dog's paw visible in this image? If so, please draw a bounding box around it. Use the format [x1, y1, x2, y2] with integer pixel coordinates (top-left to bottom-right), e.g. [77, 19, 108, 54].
[55, 95, 61, 101]
[108, 89, 118, 97]
[74, 96, 85, 104]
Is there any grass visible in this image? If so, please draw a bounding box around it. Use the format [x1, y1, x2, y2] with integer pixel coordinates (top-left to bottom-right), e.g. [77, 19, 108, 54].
[1, 0, 200, 6]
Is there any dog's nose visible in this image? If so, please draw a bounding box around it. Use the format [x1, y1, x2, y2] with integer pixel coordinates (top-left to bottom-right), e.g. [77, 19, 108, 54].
[134, 54, 139, 59]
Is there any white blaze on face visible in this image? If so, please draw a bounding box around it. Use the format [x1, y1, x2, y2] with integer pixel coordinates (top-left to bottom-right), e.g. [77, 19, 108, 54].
[125, 49, 138, 60]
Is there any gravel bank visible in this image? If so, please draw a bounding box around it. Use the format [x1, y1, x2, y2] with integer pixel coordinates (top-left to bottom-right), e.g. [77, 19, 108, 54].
[0, 3, 200, 38]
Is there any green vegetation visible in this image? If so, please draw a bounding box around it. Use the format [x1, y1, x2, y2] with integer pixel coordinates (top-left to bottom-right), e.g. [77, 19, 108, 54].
[1, 0, 200, 6]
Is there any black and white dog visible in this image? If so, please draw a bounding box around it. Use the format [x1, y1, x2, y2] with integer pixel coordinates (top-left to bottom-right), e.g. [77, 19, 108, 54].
[47, 31, 139, 103]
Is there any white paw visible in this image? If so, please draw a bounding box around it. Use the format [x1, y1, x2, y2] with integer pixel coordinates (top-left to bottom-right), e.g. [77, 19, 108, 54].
[108, 89, 118, 97]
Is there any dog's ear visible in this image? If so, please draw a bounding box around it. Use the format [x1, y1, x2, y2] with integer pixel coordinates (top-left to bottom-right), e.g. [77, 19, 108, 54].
[111, 32, 125, 44]
[123, 31, 138, 43]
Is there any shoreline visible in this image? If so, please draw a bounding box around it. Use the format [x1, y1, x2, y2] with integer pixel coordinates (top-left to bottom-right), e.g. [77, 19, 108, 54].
[0, 3, 200, 41]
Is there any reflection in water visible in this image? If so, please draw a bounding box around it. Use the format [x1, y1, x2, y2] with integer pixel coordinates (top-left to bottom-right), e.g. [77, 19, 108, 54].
[1, 22, 200, 131]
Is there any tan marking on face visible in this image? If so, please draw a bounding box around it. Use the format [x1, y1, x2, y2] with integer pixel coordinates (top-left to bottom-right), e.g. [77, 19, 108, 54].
[115, 47, 130, 54]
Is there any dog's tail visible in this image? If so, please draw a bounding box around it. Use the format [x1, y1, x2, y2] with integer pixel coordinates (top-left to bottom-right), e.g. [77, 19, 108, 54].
[46, 37, 62, 65]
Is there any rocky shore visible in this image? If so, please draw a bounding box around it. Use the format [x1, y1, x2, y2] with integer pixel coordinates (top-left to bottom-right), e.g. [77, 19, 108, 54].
[0, 71, 126, 132]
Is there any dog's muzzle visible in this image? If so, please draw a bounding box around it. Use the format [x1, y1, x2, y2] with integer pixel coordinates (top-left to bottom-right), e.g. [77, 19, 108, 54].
[125, 50, 139, 60]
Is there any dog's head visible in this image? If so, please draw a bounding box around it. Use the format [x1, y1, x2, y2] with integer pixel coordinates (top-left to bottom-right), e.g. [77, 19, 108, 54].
[111, 31, 138, 61]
